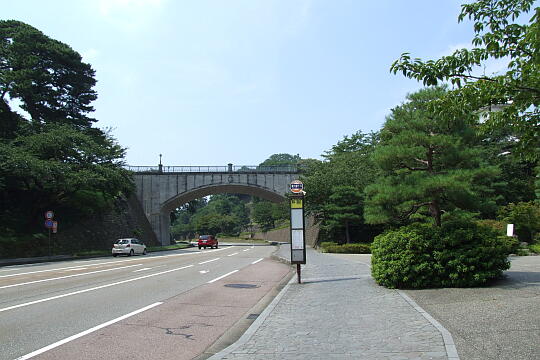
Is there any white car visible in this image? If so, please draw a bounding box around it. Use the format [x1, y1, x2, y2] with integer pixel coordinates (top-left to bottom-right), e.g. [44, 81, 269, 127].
[112, 238, 147, 257]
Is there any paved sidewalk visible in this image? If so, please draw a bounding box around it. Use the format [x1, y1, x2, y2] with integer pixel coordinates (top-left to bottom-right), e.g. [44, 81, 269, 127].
[209, 247, 455, 360]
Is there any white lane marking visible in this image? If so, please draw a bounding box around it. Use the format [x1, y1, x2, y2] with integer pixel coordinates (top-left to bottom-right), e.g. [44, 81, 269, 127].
[242, 249, 249, 252]
[251, 258, 263, 265]
[0, 264, 142, 290]
[0, 264, 103, 279]
[198, 258, 220, 265]
[133, 267, 152, 273]
[227, 252, 239, 257]
[0, 265, 193, 313]
[199, 270, 209, 274]
[15, 302, 163, 360]
[0, 247, 234, 279]
[63, 268, 87, 272]
[208, 270, 238, 283]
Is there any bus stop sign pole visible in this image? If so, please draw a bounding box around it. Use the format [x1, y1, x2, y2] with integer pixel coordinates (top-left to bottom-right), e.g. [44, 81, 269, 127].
[289, 180, 306, 284]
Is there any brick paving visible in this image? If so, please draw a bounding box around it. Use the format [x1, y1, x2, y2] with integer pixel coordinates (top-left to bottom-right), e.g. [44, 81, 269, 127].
[210, 247, 450, 360]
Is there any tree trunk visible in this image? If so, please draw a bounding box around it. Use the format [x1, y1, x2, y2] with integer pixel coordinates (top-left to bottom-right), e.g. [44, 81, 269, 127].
[429, 201, 442, 227]
[345, 220, 351, 244]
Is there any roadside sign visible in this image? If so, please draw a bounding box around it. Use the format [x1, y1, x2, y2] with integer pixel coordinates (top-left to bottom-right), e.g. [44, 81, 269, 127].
[45, 211, 54, 219]
[290, 193, 306, 266]
[290, 191, 306, 283]
[507, 224, 514, 237]
[52, 221, 58, 234]
[45, 220, 54, 228]
[290, 180, 304, 194]
[290, 198, 303, 209]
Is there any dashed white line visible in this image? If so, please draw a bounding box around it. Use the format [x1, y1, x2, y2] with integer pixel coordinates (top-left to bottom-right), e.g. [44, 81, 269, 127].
[0, 264, 104, 279]
[15, 302, 163, 360]
[0, 264, 142, 290]
[63, 268, 87, 271]
[251, 258, 263, 265]
[208, 270, 238, 283]
[1, 247, 234, 279]
[198, 258, 220, 265]
[242, 249, 249, 252]
[227, 252, 239, 257]
[133, 267, 152, 273]
[0, 265, 193, 313]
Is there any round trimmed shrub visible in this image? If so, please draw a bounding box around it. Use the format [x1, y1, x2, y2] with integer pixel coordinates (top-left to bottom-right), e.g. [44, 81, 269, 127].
[371, 219, 512, 289]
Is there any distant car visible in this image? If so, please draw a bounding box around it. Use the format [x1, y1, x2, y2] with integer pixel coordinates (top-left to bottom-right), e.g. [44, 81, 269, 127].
[198, 235, 218, 249]
[112, 238, 147, 257]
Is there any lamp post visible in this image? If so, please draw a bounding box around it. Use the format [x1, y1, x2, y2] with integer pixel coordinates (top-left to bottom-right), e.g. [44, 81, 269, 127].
[159, 153, 163, 173]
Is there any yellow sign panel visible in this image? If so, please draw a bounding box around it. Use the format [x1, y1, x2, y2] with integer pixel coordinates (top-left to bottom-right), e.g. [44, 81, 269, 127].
[290, 198, 303, 209]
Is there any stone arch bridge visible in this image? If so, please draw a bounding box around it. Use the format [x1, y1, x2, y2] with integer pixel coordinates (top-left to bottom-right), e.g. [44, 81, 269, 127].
[128, 164, 300, 245]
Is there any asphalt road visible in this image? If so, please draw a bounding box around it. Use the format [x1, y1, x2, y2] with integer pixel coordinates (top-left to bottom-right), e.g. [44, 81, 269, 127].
[0, 245, 290, 360]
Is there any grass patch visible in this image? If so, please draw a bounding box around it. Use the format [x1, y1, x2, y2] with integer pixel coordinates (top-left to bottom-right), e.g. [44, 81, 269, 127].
[147, 243, 190, 252]
[73, 250, 110, 257]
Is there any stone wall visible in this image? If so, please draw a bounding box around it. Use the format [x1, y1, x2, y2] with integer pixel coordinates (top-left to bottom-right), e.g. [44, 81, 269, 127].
[54, 194, 159, 253]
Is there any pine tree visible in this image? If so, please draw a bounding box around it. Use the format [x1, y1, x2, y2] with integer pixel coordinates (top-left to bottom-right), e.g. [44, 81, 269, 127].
[365, 86, 499, 227]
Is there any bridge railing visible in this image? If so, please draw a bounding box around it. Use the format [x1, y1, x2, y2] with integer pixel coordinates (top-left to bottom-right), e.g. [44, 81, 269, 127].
[125, 165, 300, 173]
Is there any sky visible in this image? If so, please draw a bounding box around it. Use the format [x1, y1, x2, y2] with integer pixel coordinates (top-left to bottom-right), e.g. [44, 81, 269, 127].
[2, 0, 481, 166]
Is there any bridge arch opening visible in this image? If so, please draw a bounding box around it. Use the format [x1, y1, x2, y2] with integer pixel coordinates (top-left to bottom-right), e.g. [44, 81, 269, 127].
[161, 184, 285, 214]
[160, 184, 287, 244]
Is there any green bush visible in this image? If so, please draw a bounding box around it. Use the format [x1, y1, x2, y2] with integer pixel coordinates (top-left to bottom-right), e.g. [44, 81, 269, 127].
[498, 201, 540, 242]
[321, 243, 371, 254]
[476, 219, 505, 235]
[528, 243, 540, 254]
[319, 242, 337, 250]
[371, 219, 512, 289]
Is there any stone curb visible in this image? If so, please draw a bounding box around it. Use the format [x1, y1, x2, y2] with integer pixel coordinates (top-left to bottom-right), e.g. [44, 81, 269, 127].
[397, 290, 461, 360]
[207, 270, 297, 360]
[322, 252, 460, 360]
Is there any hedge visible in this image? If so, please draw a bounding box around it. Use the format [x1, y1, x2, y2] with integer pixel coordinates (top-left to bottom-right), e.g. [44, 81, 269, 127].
[320, 242, 371, 254]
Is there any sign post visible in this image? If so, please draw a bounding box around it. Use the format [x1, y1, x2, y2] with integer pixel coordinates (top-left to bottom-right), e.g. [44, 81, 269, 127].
[289, 180, 306, 284]
[44, 211, 55, 257]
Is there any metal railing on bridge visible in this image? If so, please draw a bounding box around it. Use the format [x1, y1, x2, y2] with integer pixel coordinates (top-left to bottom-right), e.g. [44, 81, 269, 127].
[125, 165, 300, 174]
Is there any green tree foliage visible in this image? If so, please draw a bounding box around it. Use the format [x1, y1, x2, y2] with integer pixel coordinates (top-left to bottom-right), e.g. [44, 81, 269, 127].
[251, 198, 288, 232]
[498, 201, 540, 242]
[171, 195, 250, 237]
[302, 131, 381, 242]
[252, 201, 275, 232]
[364, 87, 499, 227]
[0, 21, 132, 246]
[252, 153, 299, 231]
[322, 186, 363, 244]
[259, 153, 301, 169]
[1, 20, 97, 130]
[371, 218, 512, 289]
[390, 0, 539, 160]
[478, 127, 537, 208]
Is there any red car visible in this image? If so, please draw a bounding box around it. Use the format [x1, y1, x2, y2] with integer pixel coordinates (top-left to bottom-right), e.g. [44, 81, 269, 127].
[198, 235, 218, 249]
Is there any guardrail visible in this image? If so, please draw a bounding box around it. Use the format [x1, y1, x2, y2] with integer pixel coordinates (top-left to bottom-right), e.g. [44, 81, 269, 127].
[125, 165, 300, 173]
